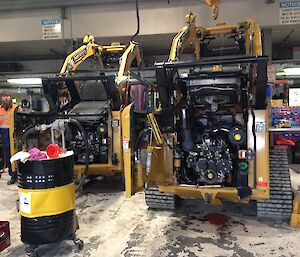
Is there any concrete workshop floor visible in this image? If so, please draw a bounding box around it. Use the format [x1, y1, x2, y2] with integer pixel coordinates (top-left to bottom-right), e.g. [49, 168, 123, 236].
[1, 171, 300, 257]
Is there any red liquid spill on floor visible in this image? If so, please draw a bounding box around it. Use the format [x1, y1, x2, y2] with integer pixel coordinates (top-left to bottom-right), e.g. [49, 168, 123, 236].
[203, 212, 230, 226]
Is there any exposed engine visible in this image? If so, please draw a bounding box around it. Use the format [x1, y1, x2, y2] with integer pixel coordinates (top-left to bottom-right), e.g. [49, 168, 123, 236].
[178, 120, 246, 186]
[36, 78, 118, 166]
[174, 73, 248, 187]
[177, 114, 248, 186]
[66, 121, 109, 164]
[186, 137, 232, 185]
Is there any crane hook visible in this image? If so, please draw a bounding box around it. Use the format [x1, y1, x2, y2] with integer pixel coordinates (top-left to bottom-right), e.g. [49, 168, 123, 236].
[203, 0, 221, 20]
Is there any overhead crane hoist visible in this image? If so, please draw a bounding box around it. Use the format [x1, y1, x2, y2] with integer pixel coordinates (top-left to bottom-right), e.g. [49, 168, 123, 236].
[204, 0, 222, 20]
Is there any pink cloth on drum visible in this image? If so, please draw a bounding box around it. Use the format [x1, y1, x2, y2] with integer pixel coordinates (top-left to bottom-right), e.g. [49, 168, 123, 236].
[28, 148, 48, 160]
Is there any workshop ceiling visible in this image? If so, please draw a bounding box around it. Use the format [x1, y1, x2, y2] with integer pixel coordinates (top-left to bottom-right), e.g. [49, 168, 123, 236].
[0, 0, 299, 61]
[0, 34, 175, 61]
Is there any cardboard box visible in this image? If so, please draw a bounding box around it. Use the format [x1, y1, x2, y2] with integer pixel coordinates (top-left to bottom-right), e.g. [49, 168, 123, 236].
[289, 88, 300, 106]
[271, 99, 284, 106]
[0, 221, 10, 252]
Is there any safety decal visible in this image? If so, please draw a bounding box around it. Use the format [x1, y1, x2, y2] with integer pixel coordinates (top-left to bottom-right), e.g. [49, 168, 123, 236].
[19, 192, 32, 214]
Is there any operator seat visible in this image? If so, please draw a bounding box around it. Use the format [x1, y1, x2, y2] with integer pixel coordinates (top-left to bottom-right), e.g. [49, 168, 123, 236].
[68, 81, 109, 121]
[78, 81, 108, 101]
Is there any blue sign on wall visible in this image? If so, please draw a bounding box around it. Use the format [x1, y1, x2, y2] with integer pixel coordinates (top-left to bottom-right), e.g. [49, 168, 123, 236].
[41, 19, 60, 25]
[280, 1, 300, 8]
[41, 18, 61, 39]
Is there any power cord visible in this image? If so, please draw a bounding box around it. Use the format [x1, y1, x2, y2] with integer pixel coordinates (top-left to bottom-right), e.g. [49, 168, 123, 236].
[131, 0, 145, 71]
[131, 0, 140, 42]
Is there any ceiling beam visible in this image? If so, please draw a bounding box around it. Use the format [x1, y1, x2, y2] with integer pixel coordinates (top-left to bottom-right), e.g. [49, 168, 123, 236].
[0, 0, 139, 12]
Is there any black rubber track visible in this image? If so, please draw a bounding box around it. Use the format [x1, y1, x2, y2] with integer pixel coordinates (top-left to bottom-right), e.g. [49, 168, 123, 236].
[257, 149, 293, 222]
[145, 188, 177, 210]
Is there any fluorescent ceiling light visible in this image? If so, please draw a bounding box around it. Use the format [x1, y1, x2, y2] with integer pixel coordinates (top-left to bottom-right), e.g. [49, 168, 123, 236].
[283, 67, 300, 75]
[276, 72, 286, 76]
[7, 78, 42, 85]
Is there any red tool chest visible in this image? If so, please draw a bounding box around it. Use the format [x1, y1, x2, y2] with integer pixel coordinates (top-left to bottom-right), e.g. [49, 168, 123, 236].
[0, 221, 11, 252]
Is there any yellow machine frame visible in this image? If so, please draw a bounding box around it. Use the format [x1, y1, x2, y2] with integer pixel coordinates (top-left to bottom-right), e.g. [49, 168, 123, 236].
[60, 35, 141, 180]
[123, 13, 270, 205]
[12, 35, 141, 181]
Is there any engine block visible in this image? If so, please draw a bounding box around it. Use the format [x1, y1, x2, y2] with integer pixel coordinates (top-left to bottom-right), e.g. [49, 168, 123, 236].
[186, 138, 233, 185]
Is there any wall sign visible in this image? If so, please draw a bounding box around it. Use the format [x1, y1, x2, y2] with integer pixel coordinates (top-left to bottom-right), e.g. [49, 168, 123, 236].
[280, 1, 300, 24]
[41, 19, 62, 40]
[267, 64, 276, 83]
[289, 88, 300, 106]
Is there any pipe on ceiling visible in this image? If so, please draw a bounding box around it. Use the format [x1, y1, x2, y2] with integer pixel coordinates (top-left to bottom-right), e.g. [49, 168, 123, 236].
[0, 0, 139, 12]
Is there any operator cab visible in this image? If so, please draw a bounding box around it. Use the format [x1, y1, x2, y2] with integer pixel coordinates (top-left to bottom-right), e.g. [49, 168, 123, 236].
[42, 75, 120, 119]
[41, 75, 120, 164]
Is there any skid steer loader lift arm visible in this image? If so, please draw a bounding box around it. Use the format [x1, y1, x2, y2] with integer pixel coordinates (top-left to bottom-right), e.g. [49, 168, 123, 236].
[168, 13, 262, 62]
[60, 34, 141, 80]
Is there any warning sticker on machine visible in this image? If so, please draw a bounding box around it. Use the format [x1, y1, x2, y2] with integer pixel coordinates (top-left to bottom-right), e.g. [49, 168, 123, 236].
[19, 192, 32, 214]
[279, 1, 300, 24]
[122, 139, 129, 152]
[41, 19, 62, 40]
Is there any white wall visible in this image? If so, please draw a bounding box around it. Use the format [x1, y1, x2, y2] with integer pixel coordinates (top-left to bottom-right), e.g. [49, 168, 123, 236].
[19, 59, 64, 73]
[0, 9, 62, 42]
[70, 0, 284, 38]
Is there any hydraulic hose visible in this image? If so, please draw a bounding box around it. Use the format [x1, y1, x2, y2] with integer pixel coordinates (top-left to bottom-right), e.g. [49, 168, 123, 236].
[134, 128, 150, 165]
[181, 109, 195, 152]
[135, 128, 150, 152]
[20, 126, 36, 150]
[250, 100, 257, 189]
[67, 119, 89, 193]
